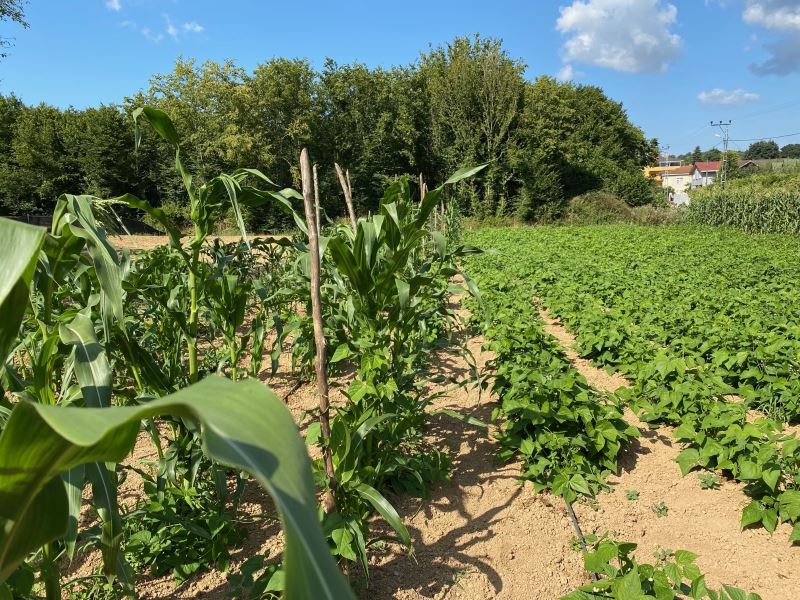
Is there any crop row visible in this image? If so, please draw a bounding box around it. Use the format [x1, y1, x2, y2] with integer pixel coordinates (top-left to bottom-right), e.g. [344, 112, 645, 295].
[688, 173, 800, 235]
[463, 240, 763, 598]
[466, 225, 800, 545]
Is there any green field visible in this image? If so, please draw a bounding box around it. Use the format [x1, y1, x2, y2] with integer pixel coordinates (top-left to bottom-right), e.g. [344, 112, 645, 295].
[466, 224, 800, 548]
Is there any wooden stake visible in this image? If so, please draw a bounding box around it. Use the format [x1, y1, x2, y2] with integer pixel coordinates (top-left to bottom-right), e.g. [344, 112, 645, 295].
[334, 162, 357, 232]
[312, 163, 321, 238]
[301, 148, 336, 512]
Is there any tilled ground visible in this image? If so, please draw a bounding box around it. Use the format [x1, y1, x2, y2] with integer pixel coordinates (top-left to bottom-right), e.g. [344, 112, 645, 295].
[65, 236, 799, 598]
[84, 315, 799, 599]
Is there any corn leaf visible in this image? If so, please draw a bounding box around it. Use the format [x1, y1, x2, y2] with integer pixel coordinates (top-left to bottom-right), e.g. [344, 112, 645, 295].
[0, 376, 354, 600]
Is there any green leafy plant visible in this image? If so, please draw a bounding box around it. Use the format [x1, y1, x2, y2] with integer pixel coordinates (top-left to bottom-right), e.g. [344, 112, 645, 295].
[698, 473, 721, 490]
[464, 224, 800, 540]
[562, 537, 763, 600]
[0, 375, 354, 599]
[466, 272, 638, 503]
[651, 502, 669, 518]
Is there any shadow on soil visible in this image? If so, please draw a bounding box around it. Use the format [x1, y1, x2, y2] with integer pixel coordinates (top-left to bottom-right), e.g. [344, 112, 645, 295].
[361, 395, 519, 599]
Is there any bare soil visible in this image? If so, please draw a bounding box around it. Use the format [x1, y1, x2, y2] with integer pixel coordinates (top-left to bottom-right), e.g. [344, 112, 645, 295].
[110, 235, 278, 251]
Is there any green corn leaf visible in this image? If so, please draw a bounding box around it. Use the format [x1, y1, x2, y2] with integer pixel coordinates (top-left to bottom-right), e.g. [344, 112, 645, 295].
[86, 461, 124, 579]
[0, 376, 354, 599]
[54, 195, 126, 325]
[132, 106, 180, 146]
[60, 465, 85, 559]
[354, 483, 410, 548]
[395, 277, 410, 309]
[444, 164, 488, 185]
[0, 218, 45, 361]
[59, 313, 111, 409]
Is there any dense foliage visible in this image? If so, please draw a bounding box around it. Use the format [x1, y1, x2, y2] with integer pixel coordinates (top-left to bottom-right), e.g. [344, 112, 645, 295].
[561, 192, 682, 226]
[688, 172, 800, 234]
[0, 36, 658, 226]
[465, 225, 800, 544]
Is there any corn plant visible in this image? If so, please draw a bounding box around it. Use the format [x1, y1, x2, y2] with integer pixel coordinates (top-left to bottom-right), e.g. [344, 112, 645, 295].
[128, 107, 298, 385]
[279, 167, 486, 574]
[0, 216, 355, 599]
[688, 172, 800, 234]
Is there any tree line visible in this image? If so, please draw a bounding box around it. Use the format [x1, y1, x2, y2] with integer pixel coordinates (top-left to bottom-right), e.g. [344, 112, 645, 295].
[684, 141, 800, 164]
[0, 36, 660, 230]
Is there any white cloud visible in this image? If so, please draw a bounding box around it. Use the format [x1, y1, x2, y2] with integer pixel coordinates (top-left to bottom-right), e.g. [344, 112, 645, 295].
[557, 64, 575, 80]
[556, 64, 585, 81]
[120, 13, 204, 44]
[105, 0, 122, 11]
[556, 0, 682, 74]
[743, 0, 800, 31]
[697, 88, 761, 105]
[182, 22, 204, 34]
[162, 15, 204, 40]
[164, 15, 178, 39]
[742, 1, 800, 75]
[141, 27, 163, 43]
[751, 35, 800, 74]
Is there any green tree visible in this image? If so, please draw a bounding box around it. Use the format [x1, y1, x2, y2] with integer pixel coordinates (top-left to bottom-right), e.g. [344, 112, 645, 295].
[314, 60, 424, 218]
[781, 143, 800, 158]
[0, 103, 81, 214]
[420, 35, 525, 218]
[691, 145, 702, 163]
[744, 140, 780, 159]
[702, 148, 722, 161]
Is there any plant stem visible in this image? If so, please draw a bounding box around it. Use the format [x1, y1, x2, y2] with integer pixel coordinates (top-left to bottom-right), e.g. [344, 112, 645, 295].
[187, 237, 201, 383]
[229, 342, 238, 381]
[41, 543, 61, 600]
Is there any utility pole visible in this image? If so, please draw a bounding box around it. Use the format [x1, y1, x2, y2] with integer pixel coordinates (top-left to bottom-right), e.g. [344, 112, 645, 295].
[711, 120, 732, 187]
[661, 145, 671, 166]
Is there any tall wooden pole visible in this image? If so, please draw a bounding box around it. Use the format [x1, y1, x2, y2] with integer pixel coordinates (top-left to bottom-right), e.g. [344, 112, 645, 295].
[334, 162, 357, 232]
[312, 163, 321, 238]
[300, 148, 336, 512]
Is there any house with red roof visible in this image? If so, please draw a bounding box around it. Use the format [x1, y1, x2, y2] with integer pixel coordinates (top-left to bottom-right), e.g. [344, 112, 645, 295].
[694, 161, 720, 186]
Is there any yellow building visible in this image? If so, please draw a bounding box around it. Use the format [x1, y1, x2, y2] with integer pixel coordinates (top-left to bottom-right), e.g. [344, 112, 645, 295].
[643, 165, 673, 185]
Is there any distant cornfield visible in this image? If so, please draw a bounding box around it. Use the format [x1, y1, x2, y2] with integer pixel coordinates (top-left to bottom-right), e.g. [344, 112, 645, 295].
[688, 173, 800, 234]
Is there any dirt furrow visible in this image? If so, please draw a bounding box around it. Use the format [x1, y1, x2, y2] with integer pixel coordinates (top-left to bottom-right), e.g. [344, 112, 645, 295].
[536, 306, 799, 600]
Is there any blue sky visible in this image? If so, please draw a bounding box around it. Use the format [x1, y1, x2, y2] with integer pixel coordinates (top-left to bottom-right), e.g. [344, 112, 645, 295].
[1, 0, 799, 154]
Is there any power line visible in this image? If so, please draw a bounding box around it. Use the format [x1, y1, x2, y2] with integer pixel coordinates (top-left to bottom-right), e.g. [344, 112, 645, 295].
[729, 132, 800, 143]
[731, 96, 800, 122]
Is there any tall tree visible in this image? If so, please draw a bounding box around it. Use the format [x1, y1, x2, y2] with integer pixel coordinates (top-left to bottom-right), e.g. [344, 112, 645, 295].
[744, 140, 780, 160]
[780, 143, 800, 159]
[420, 35, 525, 218]
[691, 145, 702, 163]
